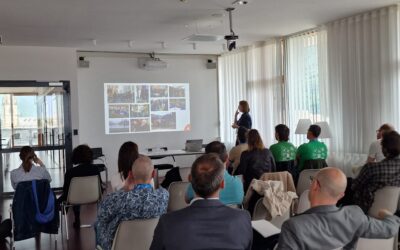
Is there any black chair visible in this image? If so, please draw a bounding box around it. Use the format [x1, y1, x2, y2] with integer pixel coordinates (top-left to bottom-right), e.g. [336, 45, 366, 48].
[302, 159, 328, 170]
[275, 160, 298, 185]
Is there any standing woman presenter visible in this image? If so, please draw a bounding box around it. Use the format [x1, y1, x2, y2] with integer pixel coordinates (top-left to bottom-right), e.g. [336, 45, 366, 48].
[232, 100, 252, 145]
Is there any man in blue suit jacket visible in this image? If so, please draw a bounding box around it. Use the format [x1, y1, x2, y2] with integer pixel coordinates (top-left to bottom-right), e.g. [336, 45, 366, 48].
[150, 153, 253, 250]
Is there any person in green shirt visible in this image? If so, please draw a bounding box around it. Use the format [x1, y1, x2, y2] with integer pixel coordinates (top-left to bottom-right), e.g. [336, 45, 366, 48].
[296, 124, 328, 171]
[270, 124, 297, 162]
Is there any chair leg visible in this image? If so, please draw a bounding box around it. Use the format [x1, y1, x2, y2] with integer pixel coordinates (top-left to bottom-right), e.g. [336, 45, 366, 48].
[63, 205, 69, 240]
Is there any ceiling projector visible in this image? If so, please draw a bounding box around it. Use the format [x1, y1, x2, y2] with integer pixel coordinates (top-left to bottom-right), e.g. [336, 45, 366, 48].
[224, 8, 239, 51]
[138, 53, 167, 70]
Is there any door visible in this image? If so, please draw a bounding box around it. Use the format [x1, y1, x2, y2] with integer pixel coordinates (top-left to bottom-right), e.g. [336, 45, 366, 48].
[0, 81, 72, 194]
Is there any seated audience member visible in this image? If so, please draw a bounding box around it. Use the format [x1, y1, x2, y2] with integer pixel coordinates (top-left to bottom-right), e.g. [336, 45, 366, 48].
[277, 167, 400, 250]
[58, 144, 101, 228]
[229, 127, 249, 174]
[110, 141, 139, 191]
[186, 141, 244, 205]
[11, 146, 51, 190]
[97, 155, 168, 250]
[296, 124, 328, 171]
[367, 123, 394, 163]
[352, 130, 400, 213]
[236, 129, 276, 192]
[150, 154, 252, 250]
[270, 124, 297, 170]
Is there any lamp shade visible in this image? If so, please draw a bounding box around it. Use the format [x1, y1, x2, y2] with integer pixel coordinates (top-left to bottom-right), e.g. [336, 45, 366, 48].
[295, 119, 312, 134]
[315, 121, 332, 139]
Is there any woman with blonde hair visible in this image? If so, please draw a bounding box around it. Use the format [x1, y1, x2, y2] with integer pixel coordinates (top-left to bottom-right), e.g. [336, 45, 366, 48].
[235, 129, 276, 191]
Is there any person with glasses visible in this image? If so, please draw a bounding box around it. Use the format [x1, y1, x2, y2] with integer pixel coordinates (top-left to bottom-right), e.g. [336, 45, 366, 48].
[276, 167, 400, 250]
[367, 124, 394, 163]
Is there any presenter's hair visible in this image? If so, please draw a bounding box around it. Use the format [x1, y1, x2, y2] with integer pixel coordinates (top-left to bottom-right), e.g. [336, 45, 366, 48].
[191, 154, 225, 198]
[118, 141, 139, 179]
[248, 129, 265, 151]
[239, 100, 250, 113]
[275, 124, 290, 142]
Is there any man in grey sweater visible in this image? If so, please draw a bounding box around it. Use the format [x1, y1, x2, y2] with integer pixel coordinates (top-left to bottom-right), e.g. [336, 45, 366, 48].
[277, 167, 400, 250]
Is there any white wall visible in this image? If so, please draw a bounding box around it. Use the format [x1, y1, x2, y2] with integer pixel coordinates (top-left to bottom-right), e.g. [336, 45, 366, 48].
[0, 46, 80, 145]
[77, 53, 219, 176]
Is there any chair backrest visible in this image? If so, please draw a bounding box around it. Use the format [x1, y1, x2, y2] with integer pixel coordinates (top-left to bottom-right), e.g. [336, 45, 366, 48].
[167, 181, 190, 212]
[368, 186, 400, 218]
[356, 186, 400, 250]
[303, 159, 328, 170]
[297, 190, 311, 214]
[252, 198, 267, 221]
[111, 218, 159, 250]
[252, 198, 289, 228]
[67, 175, 101, 205]
[260, 171, 296, 193]
[296, 169, 319, 196]
[179, 167, 191, 182]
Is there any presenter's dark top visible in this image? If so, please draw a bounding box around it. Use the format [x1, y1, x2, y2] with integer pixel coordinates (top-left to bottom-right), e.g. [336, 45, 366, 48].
[237, 112, 252, 129]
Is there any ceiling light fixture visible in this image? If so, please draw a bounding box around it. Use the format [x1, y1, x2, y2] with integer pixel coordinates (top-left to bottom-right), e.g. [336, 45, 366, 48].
[128, 40, 134, 48]
[232, 0, 248, 5]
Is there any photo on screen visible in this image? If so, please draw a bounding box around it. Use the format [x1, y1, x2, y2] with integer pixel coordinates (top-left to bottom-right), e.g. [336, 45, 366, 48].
[151, 112, 176, 130]
[109, 105, 130, 118]
[105, 83, 190, 134]
[107, 85, 135, 103]
[169, 99, 186, 110]
[109, 119, 130, 133]
[169, 86, 186, 97]
[151, 99, 168, 112]
[130, 104, 150, 118]
[150, 85, 168, 98]
[136, 85, 149, 103]
[130, 118, 150, 132]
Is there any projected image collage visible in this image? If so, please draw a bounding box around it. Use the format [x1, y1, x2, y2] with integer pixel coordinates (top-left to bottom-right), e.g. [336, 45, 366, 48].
[105, 83, 189, 134]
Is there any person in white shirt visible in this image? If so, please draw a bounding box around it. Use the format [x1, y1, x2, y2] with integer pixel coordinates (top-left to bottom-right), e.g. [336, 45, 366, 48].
[367, 124, 394, 163]
[11, 146, 51, 190]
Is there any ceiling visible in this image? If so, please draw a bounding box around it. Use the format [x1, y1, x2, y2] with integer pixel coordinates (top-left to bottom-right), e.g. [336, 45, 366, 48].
[0, 0, 396, 54]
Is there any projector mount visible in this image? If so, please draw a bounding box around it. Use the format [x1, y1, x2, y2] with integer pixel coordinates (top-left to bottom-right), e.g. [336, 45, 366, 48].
[224, 8, 239, 51]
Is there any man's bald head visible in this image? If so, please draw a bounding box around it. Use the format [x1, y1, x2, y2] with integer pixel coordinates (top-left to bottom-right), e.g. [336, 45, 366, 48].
[131, 155, 154, 182]
[315, 167, 347, 200]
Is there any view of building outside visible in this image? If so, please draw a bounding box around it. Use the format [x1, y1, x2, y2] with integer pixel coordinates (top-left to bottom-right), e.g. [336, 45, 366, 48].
[0, 94, 63, 148]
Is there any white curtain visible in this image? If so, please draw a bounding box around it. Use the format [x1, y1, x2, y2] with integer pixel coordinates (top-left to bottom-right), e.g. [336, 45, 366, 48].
[324, 5, 400, 174]
[218, 50, 247, 147]
[286, 32, 323, 146]
[218, 40, 283, 148]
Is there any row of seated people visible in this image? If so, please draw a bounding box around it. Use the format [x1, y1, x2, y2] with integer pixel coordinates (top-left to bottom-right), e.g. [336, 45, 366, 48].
[231, 124, 328, 191]
[6, 127, 400, 249]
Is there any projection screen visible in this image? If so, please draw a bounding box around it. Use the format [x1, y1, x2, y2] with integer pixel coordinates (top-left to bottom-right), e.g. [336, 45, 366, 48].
[104, 83, 190, 134]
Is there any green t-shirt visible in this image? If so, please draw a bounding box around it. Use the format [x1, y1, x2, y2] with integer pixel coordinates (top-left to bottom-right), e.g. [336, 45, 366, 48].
[297, 140, 328, 170]
[270, 141, 297, 162]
